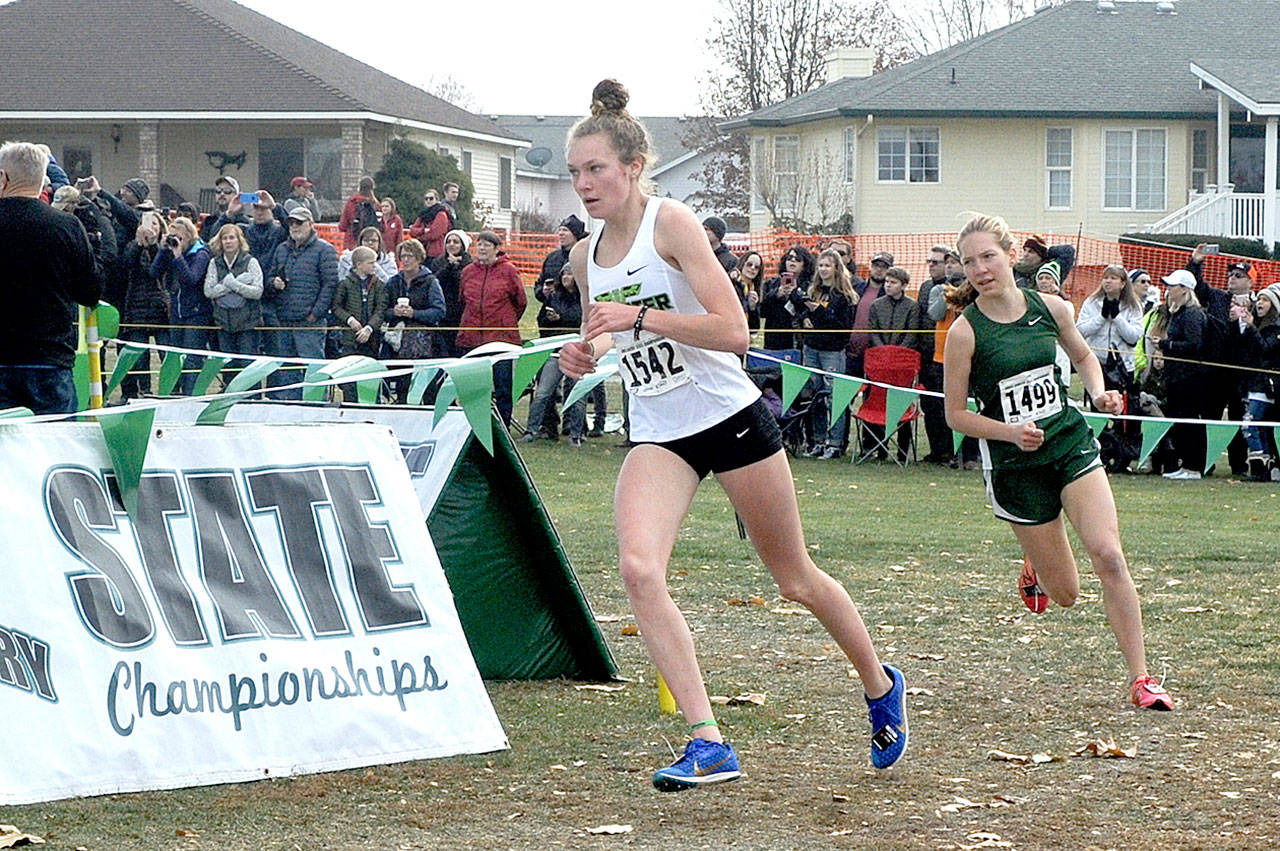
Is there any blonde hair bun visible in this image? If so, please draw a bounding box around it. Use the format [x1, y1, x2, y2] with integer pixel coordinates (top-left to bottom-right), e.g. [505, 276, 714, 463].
[591, 79, 630, 115]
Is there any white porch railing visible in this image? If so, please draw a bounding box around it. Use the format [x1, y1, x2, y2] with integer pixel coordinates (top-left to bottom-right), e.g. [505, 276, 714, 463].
[1146, 183, 1267, 239]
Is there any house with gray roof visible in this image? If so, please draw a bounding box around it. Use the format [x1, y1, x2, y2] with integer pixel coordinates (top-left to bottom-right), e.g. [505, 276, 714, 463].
[723, 0, 1280, 248]
[496, 114, 721, 230]
[0, 0, 527, 223]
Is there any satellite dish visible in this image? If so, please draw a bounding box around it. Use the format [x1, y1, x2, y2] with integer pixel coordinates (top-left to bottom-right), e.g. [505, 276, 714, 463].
[525, 147, 553, 167]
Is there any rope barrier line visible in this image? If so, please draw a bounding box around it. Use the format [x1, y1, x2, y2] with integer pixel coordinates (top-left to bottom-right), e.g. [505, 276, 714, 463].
[745, 350, 1280, 430]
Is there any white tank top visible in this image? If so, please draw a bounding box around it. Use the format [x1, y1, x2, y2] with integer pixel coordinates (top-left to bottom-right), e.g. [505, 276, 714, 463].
[587, 196, 759, 442]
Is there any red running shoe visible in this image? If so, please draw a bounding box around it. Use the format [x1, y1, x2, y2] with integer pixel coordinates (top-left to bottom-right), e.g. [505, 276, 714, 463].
[1019, 557, 1050, 614]
[1131, 674, 1174, 710]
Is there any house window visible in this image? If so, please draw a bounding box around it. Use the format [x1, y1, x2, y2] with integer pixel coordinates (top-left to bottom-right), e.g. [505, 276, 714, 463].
[438, 145, 451, 156]
[751, 137, 766, 211]
[1103, 128, 1166, 211]
[843, 126, 855, 184]
[1191, 128, 1209, 192]
[877, 128, 939, 183]
[461, 150, 473, 176]
[773, 134, 799, 210]
[1045, 128, 1072, 210]
[499, 156, 512, 209]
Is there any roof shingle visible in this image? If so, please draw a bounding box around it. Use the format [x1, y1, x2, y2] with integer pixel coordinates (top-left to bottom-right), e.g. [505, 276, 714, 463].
[0, 0, 519, 141]
[724, 0, 1278, 128]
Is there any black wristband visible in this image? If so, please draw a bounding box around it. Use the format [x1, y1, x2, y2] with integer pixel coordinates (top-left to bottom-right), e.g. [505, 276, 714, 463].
[633, 305, 649, 342]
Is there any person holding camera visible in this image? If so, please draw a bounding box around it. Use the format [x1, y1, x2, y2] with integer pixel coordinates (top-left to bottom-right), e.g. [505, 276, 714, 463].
[525, 262, 588, 444]
[119, 210, 171, 399]
[149, 216, 211, 395]
[799, 248, 858, 460]
[759, 246, 811, 354]
[0, 142, 101, 413]
[200, 176, 249, 244]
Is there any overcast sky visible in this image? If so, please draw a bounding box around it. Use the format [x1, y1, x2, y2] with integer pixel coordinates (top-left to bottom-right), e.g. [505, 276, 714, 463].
[238, 0, 726, 117]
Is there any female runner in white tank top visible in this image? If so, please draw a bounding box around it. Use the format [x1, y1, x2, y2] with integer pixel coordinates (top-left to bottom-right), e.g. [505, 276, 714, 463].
[557, 80, 908, 791]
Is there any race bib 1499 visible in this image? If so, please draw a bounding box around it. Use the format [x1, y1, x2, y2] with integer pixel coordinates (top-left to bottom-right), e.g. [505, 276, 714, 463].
[997, 364, 1063, 425]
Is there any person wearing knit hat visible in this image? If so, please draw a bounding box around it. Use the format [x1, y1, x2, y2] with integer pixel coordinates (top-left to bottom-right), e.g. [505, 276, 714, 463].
[702, 215, 738, 275]
[560, 214, 587, 242]
[429, 228, 473, 358]
[1034, 259, 1063, 294]
[1023, 234, 1049, 260]
[120, 178, 150, 205]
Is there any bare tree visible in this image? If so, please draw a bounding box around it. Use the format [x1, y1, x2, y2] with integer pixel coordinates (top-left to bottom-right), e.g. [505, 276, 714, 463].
[751, 138, 854, 232]
[423, 74, 481, 113]
[692, 0, 916, 226]
[894, 0, 1070, 55]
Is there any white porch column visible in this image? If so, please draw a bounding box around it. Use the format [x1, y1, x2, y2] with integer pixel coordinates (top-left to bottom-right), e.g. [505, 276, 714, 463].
[1265, 116, 1278, 251]
[1217, 92, 1230, 187]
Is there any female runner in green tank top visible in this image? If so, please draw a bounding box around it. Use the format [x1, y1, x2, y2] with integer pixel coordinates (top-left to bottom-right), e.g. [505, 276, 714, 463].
[942, 213, 1173, 711]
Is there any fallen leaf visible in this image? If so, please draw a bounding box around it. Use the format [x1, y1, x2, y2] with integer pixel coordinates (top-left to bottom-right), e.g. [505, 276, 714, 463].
[573, 684, 626, 692]
[0, 825, 44, 847]
[1220, 791, 1242, 799]
[727, 692, 766, 706]
[937, 796, 987, 814]
[1073, 738, 1138, 759]
[959, 832, 1014, 850]
[175, 829, 198, 838]
[619, 624, 639, 636]
[727, 597, 747, 606]
[907, 652, 945, 660]
[585, 824, 633, 835]
[594, 614, 623, 623]
[748, 595, 766, 606]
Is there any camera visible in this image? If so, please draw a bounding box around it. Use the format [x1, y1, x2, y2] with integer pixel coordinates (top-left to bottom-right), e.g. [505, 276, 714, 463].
[1203, 244, 1220, 255]
[165, 235, 180, 248]
[240, 192, 261, 206]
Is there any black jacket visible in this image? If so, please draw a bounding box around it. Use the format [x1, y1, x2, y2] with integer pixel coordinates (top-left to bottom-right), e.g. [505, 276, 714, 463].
[430, 252, 471, 330]
[0, 197, 100, 367]
[1158, 304, 1207, 386]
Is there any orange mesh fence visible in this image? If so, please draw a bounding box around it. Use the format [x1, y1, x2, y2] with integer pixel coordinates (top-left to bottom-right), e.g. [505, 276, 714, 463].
[726, 229, 1280, 306]
[319, 223, 1279, 304]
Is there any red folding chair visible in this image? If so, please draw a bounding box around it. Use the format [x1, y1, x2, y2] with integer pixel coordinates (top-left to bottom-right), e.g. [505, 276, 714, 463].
[854, 345, 922, 465]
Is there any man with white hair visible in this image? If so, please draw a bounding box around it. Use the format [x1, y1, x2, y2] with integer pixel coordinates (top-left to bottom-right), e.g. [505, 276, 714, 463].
[0, 141, 101, 413]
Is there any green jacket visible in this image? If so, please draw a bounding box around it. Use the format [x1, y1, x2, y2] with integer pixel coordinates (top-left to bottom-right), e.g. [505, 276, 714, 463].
[332, 271, 390, 355]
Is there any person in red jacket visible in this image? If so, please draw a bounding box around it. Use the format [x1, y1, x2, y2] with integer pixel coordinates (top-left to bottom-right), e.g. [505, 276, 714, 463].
[457, 229, 527, 424]
[338, 176, 380, 250]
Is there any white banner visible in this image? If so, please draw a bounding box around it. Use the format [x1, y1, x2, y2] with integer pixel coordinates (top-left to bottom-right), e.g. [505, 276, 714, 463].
[151, 402, 474, 516]
[0, 422, 507, 805]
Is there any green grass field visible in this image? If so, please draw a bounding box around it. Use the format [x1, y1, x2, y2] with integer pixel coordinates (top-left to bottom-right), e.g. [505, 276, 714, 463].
[4, 422, 1279, 849]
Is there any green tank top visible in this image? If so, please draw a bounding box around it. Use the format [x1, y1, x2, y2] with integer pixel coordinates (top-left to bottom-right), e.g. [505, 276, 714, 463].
[963, 289, 1091, 469]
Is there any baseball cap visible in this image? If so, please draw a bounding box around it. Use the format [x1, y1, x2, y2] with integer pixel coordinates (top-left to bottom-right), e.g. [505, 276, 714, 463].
[1162, 269, 1196, 289]
[214, 175, 240, 193]
[1228, 260, 1257, 281]
[286, 205, 314, 222]
[290, 176, 312, 189]
[871, 251, 894, 266]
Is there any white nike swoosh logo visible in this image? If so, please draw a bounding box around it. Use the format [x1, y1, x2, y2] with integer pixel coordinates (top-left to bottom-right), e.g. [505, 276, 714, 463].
[735, 428, 749, 438]
[1028, 317, 1042, 325]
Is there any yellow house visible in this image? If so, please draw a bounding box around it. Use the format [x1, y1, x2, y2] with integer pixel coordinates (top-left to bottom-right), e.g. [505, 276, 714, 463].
[723, 0, 1278, 245]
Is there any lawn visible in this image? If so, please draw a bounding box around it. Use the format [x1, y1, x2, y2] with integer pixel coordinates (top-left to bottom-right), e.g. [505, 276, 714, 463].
[4, 420, 1278, 849]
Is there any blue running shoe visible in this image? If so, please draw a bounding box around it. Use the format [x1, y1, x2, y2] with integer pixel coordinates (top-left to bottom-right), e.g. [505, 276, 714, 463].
[865, 663, 908, 769]
[651, 737, 741, 792]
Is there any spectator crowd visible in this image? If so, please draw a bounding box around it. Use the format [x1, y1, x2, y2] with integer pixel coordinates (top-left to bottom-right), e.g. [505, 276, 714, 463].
[4, 139, 1276, 481]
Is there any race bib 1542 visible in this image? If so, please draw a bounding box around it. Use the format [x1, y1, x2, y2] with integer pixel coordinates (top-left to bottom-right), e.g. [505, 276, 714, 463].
[617, 332, 692, 397]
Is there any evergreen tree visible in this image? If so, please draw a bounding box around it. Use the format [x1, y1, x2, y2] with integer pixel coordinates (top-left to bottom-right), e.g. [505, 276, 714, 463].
[375, 138, 479, 230]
